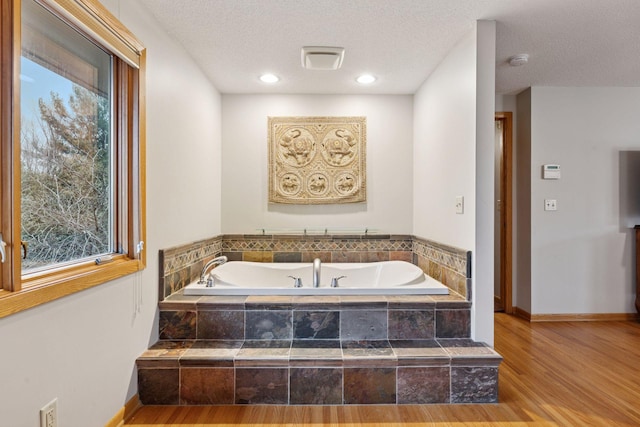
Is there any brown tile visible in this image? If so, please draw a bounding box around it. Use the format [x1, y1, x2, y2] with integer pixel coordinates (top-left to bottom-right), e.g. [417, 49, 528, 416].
[197, 295, 246, 309]
[302, 251, 331, 262]
[331, 251, 361, 263]
[451, 366, 499, 403]
[293, 311, 340, 339]
[245, 296, 293, 310]
[442, 267, 467, 299]
[138, 368, 179, 405]
[362, 251, 389, 262]
[389, 251, 413, 262]
[180, 340, 243, 367]
[290, 368, 343, 404]
[221, 251, 242, 261]
[245, 310, 292, 340]
[390, 339, 448, 365]
[436, 310, 471, 339]
[431, 294, 468, 306]
[427, 261, 443, 282]
[417, 255, 429, 273]
[235, 368, 289, 404]
[343, 367, 396, 404]
[159, 310, 196, 340]
[197, 310, 244, 340]
[291, 295, 341, 310]
[160, 292, 200, 310]
[138, 341, 192, 366]
[342, 340, 396, 366]
[290, 340, 342, 365]
[243, 251, 273, 262]
[180, 367, 234, 404]
[274, 252, 302, 262]
[387, 295, 435, 309]
[397, 367, 450, 403]
[235, 340, 291, 366]
[388, 309, 435, 340]
[338, 296, 388, 308]
[438, 339, 503, 366]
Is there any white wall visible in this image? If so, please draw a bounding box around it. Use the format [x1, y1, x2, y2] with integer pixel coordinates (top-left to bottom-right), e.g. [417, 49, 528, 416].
[529, 87, 640, 315]
[413, 32, 476, 249]
[413, 21, 496, 344]
[0, 1, 222, 426]
[221, 95, 413, 234]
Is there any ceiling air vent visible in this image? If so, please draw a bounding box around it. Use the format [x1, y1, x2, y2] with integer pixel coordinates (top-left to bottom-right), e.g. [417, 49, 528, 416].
[301, 46, 345, 70]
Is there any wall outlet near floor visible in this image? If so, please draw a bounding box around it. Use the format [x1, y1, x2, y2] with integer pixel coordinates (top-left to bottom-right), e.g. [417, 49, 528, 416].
[455, 196, 464, 214]
[544, 199, 557, 211]
[40, 398, 57, 427]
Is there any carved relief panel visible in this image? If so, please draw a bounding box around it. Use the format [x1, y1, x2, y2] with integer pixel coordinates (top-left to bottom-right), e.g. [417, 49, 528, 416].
[268, 116, 366, 204]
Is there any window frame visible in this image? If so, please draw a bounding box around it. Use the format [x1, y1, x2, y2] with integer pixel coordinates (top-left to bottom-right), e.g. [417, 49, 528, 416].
[0, 0, 146, 318]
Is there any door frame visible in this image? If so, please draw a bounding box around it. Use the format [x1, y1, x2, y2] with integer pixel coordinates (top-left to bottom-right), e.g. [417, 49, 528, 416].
[495, 112, 513, 314]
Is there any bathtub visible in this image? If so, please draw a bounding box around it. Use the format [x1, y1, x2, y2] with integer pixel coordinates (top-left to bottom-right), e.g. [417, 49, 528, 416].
[183, 260, 449, 296]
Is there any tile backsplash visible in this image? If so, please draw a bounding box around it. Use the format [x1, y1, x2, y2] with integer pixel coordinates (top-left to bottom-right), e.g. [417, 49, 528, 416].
[159, 234, 470, 300]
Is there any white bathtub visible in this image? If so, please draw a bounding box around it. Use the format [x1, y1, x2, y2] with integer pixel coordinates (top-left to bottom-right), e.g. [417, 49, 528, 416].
[183, 261, 449, 296]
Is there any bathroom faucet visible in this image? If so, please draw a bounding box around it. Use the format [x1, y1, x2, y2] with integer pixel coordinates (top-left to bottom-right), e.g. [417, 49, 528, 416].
[198, 256, 228, 285]
[313, 258, 321, 288]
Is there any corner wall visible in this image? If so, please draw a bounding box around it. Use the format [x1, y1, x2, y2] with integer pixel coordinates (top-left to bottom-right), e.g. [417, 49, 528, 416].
[413, 21, 496, 344]
[0, 1, 223, 426]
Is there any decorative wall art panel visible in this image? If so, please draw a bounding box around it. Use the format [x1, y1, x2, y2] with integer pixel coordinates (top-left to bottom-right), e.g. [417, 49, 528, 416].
[268, 116, 366, 204]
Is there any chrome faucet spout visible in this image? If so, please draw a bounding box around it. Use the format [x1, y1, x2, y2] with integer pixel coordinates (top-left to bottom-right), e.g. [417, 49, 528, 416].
[312, 258, 321, 288]
[198, 256, 228, 284]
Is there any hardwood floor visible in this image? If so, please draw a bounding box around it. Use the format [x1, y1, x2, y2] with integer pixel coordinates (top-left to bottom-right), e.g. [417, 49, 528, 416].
[124, 313, 640, 426]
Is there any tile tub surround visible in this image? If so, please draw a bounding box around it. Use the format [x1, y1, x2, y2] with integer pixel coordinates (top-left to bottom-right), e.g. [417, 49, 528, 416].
[139, 292, 501, 406]
[159, 234, 470, 299]
[157, 293, 471, 341]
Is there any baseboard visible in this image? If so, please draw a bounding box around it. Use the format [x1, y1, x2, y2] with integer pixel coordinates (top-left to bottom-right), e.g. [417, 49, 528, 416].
[511, 307, 639, 322]
[531, 312, 639, 322]
[104, 395, 141, 427]
[513, 306, 531, 321]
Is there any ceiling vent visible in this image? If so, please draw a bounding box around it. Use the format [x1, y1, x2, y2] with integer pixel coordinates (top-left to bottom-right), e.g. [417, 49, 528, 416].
[301, 46, 345, 70]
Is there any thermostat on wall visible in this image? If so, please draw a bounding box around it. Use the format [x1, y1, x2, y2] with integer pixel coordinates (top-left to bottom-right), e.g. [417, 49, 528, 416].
[543, 164, 561, 179]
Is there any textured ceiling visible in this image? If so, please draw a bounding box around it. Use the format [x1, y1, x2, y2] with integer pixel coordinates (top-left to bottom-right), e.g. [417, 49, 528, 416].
[135, 0, 640, 95]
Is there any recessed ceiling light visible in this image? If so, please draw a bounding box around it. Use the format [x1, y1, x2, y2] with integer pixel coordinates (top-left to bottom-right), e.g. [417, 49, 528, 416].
[260, 73, 279, 83]
[356, 74, 376, 84]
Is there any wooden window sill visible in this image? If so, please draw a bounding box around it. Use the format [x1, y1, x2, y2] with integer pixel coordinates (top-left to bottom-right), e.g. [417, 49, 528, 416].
[0, 258, 144, 319]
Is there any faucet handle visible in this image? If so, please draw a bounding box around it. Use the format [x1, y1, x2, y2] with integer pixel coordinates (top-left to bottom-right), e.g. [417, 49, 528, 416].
[331, 276, 346, 288]
[206, 273, 218, 287]
[288, 275, 303, 288]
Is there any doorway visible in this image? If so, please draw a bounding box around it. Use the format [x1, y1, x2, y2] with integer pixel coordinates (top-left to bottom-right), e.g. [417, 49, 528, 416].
[494, 112, 513, 313]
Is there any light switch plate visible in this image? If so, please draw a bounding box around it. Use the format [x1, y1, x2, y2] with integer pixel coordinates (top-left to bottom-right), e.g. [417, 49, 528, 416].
[455, 196, 464, 214]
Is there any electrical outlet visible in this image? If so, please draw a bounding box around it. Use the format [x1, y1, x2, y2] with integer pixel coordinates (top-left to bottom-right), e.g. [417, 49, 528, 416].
[40, 398, 57, 427]
[455, 196, 464, 214]
[544, 199, 557, 211]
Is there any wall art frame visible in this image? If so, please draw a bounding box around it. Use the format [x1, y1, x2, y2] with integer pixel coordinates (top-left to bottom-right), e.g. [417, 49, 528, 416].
[268, 116, 367, 204]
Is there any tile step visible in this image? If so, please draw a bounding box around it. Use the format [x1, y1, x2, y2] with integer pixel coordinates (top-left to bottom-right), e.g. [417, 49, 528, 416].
[136, 338, 501, 405]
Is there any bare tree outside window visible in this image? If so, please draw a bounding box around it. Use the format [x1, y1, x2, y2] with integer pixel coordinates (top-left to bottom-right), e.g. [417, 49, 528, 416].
[21, 84, 111, 271]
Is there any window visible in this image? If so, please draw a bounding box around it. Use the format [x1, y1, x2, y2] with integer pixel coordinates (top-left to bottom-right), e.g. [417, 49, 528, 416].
[0, 0, 146, 317]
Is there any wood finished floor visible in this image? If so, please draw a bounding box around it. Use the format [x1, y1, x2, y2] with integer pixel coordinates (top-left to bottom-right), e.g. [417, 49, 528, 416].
[124, 313, 640, 426]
